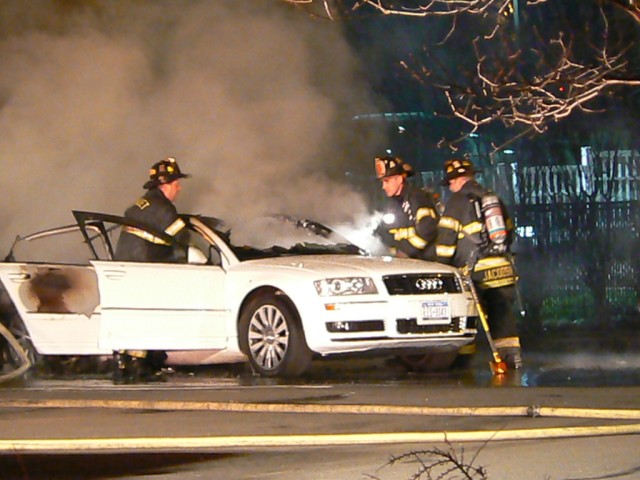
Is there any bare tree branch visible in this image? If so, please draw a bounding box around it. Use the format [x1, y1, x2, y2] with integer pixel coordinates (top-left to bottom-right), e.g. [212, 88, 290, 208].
[301, 0, 640, 22]
[281, 0, 338, 19]
[356, 0, 512, 17]
[391, 1, 640, 148]
[608, 0, 640, 22]
[282, 0, 553, 20]
[437, 20, 640, 134]
[283, 0, 640, 149]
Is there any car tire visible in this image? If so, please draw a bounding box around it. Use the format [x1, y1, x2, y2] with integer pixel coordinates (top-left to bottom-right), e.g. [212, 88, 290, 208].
[397, 350, 459, 372]
[239, 292, 312, 377]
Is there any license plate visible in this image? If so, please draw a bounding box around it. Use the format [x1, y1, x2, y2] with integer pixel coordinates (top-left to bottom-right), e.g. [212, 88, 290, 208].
[418, 300, 451, 325]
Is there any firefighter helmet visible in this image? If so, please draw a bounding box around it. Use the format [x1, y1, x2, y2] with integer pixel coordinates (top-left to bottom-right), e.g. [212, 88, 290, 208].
[143, 157, 191, 189]
[441, 158, 477, 185]
[374, 155, 414, 179]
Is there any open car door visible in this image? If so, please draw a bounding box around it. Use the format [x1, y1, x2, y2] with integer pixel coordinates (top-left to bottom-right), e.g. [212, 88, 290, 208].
[74, 211, 229, 352]
[0, 222, 112, 356]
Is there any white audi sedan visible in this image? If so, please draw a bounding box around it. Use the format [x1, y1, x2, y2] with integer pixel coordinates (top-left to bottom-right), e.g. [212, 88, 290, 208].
[0, 211, 477, 377]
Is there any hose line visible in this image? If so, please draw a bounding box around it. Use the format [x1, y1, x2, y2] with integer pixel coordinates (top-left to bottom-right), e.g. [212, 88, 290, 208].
[2, 397, 640, 420]
[2, 384, 640, 452]
[0, 424, 639, 453]
[0, 322, 31, 385]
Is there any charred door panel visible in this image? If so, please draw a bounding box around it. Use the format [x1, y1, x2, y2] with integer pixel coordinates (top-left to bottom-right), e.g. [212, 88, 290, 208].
[0, 263, 105, 355]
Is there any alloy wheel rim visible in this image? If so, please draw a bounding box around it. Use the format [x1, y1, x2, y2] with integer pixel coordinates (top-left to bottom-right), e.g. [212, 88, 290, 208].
[248, 304, 289, 370]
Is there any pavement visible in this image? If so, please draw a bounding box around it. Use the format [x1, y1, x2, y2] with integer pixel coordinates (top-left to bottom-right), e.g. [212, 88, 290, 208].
[1, 350, 640, 479]
[1, 372, 640, 478]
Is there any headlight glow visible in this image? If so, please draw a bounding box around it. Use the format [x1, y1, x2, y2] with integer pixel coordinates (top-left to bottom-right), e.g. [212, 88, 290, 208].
[314, 277, 378, 296]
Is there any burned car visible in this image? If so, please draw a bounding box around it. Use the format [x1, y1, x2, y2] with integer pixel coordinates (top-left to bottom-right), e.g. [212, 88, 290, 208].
[0, 211, 477, 378]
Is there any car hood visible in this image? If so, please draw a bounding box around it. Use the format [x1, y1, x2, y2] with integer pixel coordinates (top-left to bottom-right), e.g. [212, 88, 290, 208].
[241, 254, 459, 277]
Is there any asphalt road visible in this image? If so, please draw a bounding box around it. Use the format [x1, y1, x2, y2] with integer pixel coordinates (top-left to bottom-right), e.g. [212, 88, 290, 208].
[1, 352, 640, 480]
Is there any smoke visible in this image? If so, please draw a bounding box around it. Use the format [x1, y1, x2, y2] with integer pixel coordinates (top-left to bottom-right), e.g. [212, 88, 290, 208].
[333, 210, 388, 255]
[0, 0, 384, 252]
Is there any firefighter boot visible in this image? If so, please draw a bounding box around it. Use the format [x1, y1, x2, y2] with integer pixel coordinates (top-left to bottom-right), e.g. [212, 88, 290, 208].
[497, 346, 522, 370]
[144, 350, 169, 382]
[112, 351, 133, 385]
[146, 350, 168, 372]
[128, 353, 166, 383]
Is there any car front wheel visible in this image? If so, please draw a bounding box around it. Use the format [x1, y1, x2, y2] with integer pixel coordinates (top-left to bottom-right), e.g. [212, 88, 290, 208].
[239, 293, 312, 377]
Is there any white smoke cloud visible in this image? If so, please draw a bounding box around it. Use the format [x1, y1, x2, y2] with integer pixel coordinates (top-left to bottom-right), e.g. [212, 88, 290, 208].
[0, 0, 386, 253]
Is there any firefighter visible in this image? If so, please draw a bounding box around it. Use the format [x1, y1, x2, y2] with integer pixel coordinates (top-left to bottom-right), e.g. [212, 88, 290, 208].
[375, 155, 439, 261]
[436, 158, 522, 370]
[112, 156, 192, 384]
[115, 157, 191, 263]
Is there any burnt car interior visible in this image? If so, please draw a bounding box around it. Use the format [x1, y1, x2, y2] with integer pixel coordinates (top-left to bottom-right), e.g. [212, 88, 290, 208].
[220, 214, 366, 261]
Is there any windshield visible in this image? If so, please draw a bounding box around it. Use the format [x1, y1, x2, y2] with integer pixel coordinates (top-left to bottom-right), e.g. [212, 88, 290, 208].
[209, 215, 364, 261]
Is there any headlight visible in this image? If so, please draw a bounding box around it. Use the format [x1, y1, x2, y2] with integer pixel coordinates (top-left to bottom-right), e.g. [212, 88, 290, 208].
[314, 277, 378, 296]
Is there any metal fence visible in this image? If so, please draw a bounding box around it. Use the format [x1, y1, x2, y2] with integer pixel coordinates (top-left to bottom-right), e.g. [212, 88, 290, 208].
[513, 201, 639, 330]
[420, 154, 640, 329]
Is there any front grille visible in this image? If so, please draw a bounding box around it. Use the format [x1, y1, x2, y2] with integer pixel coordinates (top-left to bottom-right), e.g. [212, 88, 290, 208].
[396, 317, 463, 334]
[383, 273, 461, 295]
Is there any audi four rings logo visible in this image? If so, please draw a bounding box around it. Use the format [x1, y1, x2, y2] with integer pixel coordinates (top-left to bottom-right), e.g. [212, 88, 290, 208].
[415, 277, 444, 291]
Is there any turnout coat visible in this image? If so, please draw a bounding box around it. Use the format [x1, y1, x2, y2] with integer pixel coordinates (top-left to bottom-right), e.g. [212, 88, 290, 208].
[435, 180, 516, 289]
[381, 185, 439, 261]
[114, 187, 188, 263]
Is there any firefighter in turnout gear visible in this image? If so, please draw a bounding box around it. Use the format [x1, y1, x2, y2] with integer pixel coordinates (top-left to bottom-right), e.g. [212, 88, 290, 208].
[436, 158, 522, 370]
[115, 157, 191, 263]
[375, 155, 439, 261]
[112, 156, 192, 384]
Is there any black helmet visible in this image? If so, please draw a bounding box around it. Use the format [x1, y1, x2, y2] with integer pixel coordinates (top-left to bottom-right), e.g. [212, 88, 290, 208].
[441, 158, 477, 185]
[143, 157, 191, 189]
[374, 155, 414, 179]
